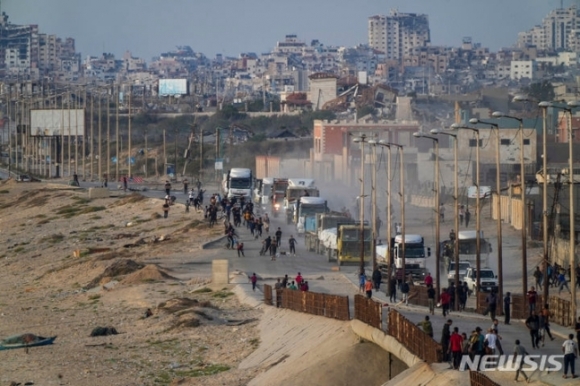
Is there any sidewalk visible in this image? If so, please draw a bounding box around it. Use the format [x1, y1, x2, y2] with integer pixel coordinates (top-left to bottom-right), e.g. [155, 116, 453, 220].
[343, 272, 580, 386]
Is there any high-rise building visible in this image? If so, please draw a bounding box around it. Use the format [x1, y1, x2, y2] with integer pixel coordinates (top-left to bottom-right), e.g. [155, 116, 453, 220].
[368, 10, 430, 61]
[517, 5, 580, 51]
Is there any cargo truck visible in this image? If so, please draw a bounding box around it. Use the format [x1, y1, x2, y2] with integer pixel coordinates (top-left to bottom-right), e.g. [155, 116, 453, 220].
[270, 178, 289, 218]
[222, 168, 253, 200]
[295, 196, 328, 234]
[283, 178, 319, 224]
[376, 234, 431, 281]
[318, 222, 372, 266]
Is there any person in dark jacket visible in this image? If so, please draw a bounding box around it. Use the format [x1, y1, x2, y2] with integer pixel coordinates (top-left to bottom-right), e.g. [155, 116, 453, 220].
[389, 279, 397, 302]
[372, 267, 382, 291]
[441, 319, 453, 362]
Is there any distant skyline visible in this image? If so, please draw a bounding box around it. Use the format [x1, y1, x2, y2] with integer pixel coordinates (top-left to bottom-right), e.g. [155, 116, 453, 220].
[4, 0, 578, 61]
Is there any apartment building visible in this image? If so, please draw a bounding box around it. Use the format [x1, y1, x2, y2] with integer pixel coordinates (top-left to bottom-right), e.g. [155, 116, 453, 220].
[368, 10, 430, 61]
[517, 5, 580, 51]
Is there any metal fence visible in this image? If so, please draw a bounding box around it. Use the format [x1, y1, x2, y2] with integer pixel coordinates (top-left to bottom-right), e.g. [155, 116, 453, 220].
[263, 284, 273, 306]
[354, 295, 382, 329]
[387, 309, 442, 364]
[476, 292, 572, 326]
[263, 288, 350, 321]
[469, 370, 501, 386]
[408, 285, 430, 307]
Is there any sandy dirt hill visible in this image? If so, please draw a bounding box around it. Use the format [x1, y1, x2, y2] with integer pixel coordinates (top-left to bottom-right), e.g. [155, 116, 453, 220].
[0, 181, 260, 386]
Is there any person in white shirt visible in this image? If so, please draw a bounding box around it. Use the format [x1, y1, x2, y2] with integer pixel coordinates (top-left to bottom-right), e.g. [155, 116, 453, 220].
[485, 328, 497, 356]
[562, 333, 579, 379]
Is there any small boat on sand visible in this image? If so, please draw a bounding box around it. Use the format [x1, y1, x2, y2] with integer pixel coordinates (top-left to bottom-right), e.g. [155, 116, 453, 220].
[0, 334, 57, 351]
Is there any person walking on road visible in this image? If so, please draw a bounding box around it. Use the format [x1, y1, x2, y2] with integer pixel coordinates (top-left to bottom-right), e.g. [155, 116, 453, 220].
[250, 273, 258, 291]
[440, 289, 450, 317]
[288, 235, 297, 256]
[162, 200, 170, 219]
[450, 327, 463, 370]
[164, 180, 171, 196]
[525, 311, 541, 349]
[401, 280, 410, 305]
[562, 333, 579, 379]
[527, 286, 538, 315]
[364, 277, 373, 299]
[464, 207, 471, 227]
[237, 242, 245, 257]
[389, 279, 397, 303]
[359, 272, 366, 293]
[485, 290, 498, 321]
[558, 271, 572, 294]
[534, 266, 543, 290]
[540, 303, 555, 345]
[183, 179, 188, 195]
[441, 319, 452, 363]
[372, 267, 382, 291]
[504, 291, 512, 325]
[275, 227, 282, 247]
[427, 284, 435, 315]
[513, 339, 530, 382]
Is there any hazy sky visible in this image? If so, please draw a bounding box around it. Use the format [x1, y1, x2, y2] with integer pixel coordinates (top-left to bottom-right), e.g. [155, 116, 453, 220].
[4, 0, 577, 61]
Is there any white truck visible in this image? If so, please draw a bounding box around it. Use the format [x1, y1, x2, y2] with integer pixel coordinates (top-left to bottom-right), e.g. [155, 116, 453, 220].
[464, 267, 498, 294]
[442, 230, 492, 270]
[295, 196, 328, 235]
[376, 234, 431, 281]
[222, 168, 253, 200]
[283, 178, 319, 224]
[253, 177, 273, 207]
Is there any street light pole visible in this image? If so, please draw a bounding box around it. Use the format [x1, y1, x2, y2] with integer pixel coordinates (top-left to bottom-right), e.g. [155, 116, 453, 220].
[414, 131, 440, 299]
[493, 111, 527, 298]
[537, 102, 550, 302]
[378, 140, 393, 295]
[353, 134, 368, 274]
[471, 118, 503, 309]
[369, 139, 378, 270]
[452, 124, 481, 308]
[432, 130, 459, 306]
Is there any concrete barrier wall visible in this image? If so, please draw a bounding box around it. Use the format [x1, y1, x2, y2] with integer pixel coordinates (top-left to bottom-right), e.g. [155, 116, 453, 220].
[350, 319, 422, 369]
[88, 187, 110, 199]
[492, 194, 523, 230]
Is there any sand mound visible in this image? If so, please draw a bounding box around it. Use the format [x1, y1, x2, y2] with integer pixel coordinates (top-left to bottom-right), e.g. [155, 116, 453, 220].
[86, 259, 145, 288]
[158, 297, 213, 313]
[109, 193, 146, 207]
[121, 264, 177, 285]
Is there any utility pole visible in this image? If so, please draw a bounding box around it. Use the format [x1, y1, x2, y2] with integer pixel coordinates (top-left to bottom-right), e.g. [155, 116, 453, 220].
[115, 85, 119, 182]
[128, 87, 132, 178]
[90, 92, 94, 179]
[107, 90, 110, 179]
[98, 92, 102, 179]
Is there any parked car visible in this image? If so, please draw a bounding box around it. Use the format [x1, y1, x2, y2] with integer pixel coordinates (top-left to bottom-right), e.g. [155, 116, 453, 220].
[447, 260, 471, 285]
[17, 174, 41, 182]
[464, 267, 498, 294]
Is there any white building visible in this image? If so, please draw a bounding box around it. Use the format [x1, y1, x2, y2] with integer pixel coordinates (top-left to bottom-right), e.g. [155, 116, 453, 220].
[517, 5, 580, 51]
[510, 60, 535, 80]
[368, 10, 430, 61]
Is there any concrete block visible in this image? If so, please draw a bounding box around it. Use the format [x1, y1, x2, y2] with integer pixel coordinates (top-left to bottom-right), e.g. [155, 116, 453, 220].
[212, 259, 229, 284]
[88, 187, 110, 199]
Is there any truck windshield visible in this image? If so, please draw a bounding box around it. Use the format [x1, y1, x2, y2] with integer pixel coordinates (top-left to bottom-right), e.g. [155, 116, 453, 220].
[230, 178, 251, 189]
[404, 244, 426, 258]
[450, 262, 470, 271]
[287, 189, 318, 201]
[458, 239, 491, 254]
[300, 205, 326, 216]
[342, 228, 371, 241]
[475, 270, 495, 278]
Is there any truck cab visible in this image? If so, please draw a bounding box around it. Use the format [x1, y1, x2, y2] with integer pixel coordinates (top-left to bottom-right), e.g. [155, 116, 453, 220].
[283, 178, 319, 224]
[295, 196, 328, 234]
[336, 223, 372, 266]
[464, 267, 498, 294]
[447, 260, 471, 285]
[390, 234, 431, 281]
[224, 168, 254, 200]
[270, 178, 289, 218]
